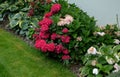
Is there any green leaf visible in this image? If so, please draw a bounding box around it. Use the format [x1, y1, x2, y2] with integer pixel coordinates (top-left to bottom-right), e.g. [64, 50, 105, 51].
[19, 30, 25, 35]
[80, 66, 91, 76]
[0, 2, 9, 9]
[96, 64, 103, 69]
[96, 74, 103, 77]
[9, 19, 19, 28]
[0, 14, 3, 21]
[19, 20, 29, 30]
[0, 17, 3, 21]
[9, 5, 18, 12]
[21, 7, 29, 12]
[97, 56, 107, 64]
[31, 18, 39, 27]
[107, 70, 120, 77]
[13, 13, 22, 20]
[87, 74, 95, 77]
[72, 33, 77, 38]
[113, 45, 120, 53]
[102, 65, 113, 74]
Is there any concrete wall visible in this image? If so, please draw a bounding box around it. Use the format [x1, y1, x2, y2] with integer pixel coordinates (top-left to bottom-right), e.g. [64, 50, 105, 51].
[68, 0, 120, 26]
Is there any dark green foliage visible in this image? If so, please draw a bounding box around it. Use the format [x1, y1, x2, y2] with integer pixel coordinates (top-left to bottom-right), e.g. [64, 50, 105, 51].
[107, 71, 120, 77]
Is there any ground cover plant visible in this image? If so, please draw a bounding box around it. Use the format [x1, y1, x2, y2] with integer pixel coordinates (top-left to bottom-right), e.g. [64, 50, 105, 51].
[1, 0, 120, 77]
[0, 28, 76, 77]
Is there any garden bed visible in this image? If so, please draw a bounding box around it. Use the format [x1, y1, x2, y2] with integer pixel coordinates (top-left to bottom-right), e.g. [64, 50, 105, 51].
[1, 0, 120, 77]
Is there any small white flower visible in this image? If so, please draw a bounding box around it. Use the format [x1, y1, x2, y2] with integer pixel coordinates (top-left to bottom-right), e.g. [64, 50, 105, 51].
[57, 21, 66, 26]
[91, 60, 97, 66]
[76, 36, 82, 41]
[114, 39, 120, 44]
[93, 68, 99, 75]
[87, 46, 97, 55]
[30, 26, 33, 28]
[105, 56, 115, 64]
[65, 14, 73, 23]
[114, 31, 120, 37]
[109, 25, 114, 29]
[113, 63, 120, 73]
[93, 32, 97, 36]
[97, 32, 105, 36]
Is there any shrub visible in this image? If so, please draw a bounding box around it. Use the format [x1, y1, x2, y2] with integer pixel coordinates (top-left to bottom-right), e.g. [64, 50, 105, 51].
[33, 0, 120, 64]
[80, 44, 120, 77]
[33, 0, 97, 64]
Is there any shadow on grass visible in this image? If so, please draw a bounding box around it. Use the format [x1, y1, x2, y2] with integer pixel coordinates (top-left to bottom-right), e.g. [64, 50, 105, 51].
[0, 63, 11, 77]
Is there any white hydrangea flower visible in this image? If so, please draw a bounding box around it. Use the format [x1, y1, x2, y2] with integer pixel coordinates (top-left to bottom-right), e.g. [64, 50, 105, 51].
[57, 14, 73, 26]
[105, 56, 115, 64]
[114, 31, 120, 37]
[65, 14, 74, 23]
[93, 68, 99, 75]
[91, 60, 97, 66]
[114, 39, 120, 44]
[97, 32, 105, 36]
[76, 36, 82, 41]
[113, 63, 120, 73]
[57, 20, 66, 26]
[87, 46, 97, 55]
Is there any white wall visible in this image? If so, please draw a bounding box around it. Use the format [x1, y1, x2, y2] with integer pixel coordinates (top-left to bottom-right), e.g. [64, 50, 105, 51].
[68, 0, 120, 26]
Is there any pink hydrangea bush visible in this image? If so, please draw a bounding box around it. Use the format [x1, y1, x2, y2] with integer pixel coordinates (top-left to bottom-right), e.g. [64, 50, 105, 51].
[34, 3, 71, 63]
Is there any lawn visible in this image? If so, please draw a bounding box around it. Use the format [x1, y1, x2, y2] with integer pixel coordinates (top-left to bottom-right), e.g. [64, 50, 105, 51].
[0, 28, 76, 77]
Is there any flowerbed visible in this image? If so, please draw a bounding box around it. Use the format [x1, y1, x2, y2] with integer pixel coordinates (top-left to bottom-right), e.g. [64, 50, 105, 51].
[1, 0, 120, 77]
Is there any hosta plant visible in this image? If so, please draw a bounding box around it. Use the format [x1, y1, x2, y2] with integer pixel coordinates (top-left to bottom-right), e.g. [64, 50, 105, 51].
[8, 12, 39, 39]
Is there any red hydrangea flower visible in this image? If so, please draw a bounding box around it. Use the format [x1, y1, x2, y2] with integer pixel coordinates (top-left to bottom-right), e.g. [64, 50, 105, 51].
[41, 25, 49, 32]
[51, 4, 61, 14]
[38, 18, 53, 26]
[62, 28, 69, 33]
[35, 39, 46, 49]
[51, 33, 57, 40]
[55, 44, 64, 54]
[47, 43, 55, 52]
[63, 49, 69, 55]
[39, 32, 49, 39]
[62, 55, 71, 60]
[61, 35, 70, 43]
[41, 44, 48, 52]
[27, 8, 34, 16]
[44, 12, 53, 18]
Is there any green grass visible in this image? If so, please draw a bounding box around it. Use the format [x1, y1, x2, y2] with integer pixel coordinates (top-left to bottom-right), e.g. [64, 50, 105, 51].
[0, 29, 76, 77]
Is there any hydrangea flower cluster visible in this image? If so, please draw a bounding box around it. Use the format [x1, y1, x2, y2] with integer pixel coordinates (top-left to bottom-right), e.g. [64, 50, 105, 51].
[57, 14, 73, 26]
[33, 3, 71, 60]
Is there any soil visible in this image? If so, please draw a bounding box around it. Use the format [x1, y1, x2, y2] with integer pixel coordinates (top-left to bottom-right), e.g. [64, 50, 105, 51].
[0, 18, 81, 77]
